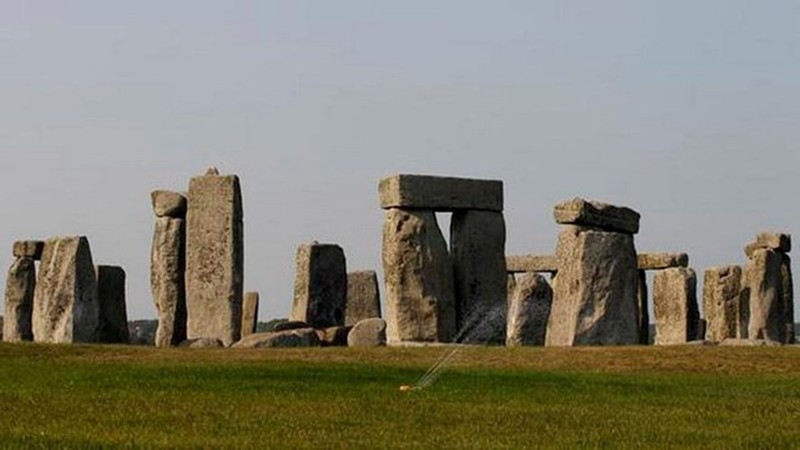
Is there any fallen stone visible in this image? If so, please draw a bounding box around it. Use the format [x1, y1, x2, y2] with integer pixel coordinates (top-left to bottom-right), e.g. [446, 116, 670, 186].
[12, 241, 45, 260]
[451, 210, 507, 344]
[315, 326, 351, 347]
[180, 337, 224, 348]
[703, 266, 743, 342]
[636, 270, 649, 345]
[291, 242, 347, 328]
[506, 255, 558, 273]
[686, 339, 716, 346]
[274, 320, 312, 332]
[151, 217, 187, 347]
[746, 248, 785, 342]
[719, 338, 781, 347]
[547, 226, 638, 346]
[32, 236, 99, 343]
[378, 174, 503, 212]
[382, 209, 456, 343]
[3, 257, 36, 342]
[151, 190, 187, 218]
[553, 198, 640, 234]
[345, 270, 381, 326]
[348, 318, 387, 347]
[506, 273, 552, 346]
[231, 328, 321, 348]
[241, 292, 259, 338]
[186, 170, 244, 347]
[637, 253, 689, 270]
[755, 232, 791, 253]
[653, 268, 699, 345]
[96, 265, 129, 344]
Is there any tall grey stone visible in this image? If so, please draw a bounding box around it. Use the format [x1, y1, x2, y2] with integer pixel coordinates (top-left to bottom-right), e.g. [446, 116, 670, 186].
[3, 257, 36, 342]
[382, 209, 456, 343]
[291, 243, 347, 328]
[186, 170, 244, 347]
[653, 268, 699, 345]
[547, 225, 638, 346]
[506, 273, 552, 346]
[96, 265, 129, 344]
[241, 291, 259, 338]
[451, 210, 507, 344]
[32, 236, 99, 343]
[636, 270, 649, 345]
[507, 274, 517, 302]
[151, 217, 187, 347]
[780, 254, 794, 344]
[746, 248, 784, 342]
[703, 266, 743, 342]
[345, 270, 381, 326]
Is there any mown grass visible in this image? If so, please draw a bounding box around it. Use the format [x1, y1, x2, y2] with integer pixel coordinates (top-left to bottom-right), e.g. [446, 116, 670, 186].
[1, 344, 799, 448]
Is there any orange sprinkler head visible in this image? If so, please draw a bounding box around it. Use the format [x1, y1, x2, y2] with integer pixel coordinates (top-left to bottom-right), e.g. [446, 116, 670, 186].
[399, 384, 413, 392]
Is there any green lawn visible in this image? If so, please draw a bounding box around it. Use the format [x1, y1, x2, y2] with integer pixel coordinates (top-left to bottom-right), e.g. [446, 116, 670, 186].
[1, 343, 799, 448]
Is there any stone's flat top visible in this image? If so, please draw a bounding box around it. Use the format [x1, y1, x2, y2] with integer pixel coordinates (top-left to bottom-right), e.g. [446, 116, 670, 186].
[506, 255, 558, 273]
[553, 198, 640, 234]
[379, 174, 503, 212]
[755, 232, 791, 253]
[12, 240, 45, 259]
[637, 253, 689, 270]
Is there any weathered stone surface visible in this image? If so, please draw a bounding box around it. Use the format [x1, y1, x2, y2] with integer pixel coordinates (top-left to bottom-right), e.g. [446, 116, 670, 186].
[506, 273, 552, 346]
[3, 257, 35, 342]
[186, 171, 244, 347]
[180, 337, 224, 348]
[32, 236, 99, 343]
[151, 190, 187, 218]
[507, 275, 517, 301]
[315, 326, 351, 347]
[241, 292, 259, 338]
[547, 226, 638, 346]
[553, 198, 640, 234]
[345, 271, 381, 326]
[780, 255, 794, 344]
[382, 209, 456, 343]
[379, 174, 503, 212]
[637, 253, 689, 270]
[756, 232, 791, 253]
[719, 338, 781, 347]
[506, 255, 558, 273]
[274, 320, 311, 332]
[290, 242, 347, 328]
[12, 241, 44, 260]
[703, 266, 743, 342]
[636, 270, 649, 345]
[96, 265, 129, 344]
[231, 328, 321, 348]
[451, 210, 507, 345]
[746, 249, 785, 342]
[151, 217, 187, 347]
[653, 268, 699, 345]
[348, 318, 387, 347]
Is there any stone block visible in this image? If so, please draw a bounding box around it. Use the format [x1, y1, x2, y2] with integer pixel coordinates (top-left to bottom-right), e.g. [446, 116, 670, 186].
[637, 252, 689, 270]
[378, 174, 503, 212]
[653, 268, 699, 345]
[180, 337, 224, 348]
[756, 232, 791, 253]
[186, 171, 244, 347]
[151, 190, 187, 218]
[345, 270, 381, 326]
[241, 292, 259, 338]
[151, 217, 187, 347]
[780, 254, 794, 344]
[348, 318, 387, 347]
[703, 266, 743, 342]
[231, 328, 321, 348]
[636, 270, 649, 345]
[12, 241, 44, 260]
[96, 265, 129, 344]
[506, 273, 552, 346]
[291, 242, 347, 328]
[315, 326, 351, 347]
[553, 198, 640, 234]
[274, 320, 311, 332]
[3, 257, 35, 342]
[746, 249, 785, 342]
[506, 255, 558, 273]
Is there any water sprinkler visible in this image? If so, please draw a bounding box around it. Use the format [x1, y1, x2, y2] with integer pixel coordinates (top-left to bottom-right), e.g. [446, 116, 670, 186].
[399, 384, 414, 392]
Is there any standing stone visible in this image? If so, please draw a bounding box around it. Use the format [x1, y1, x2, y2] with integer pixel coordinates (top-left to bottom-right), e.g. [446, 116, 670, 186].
[151, 217, 187, 347]
[33, 236, 99, 343]
[382, 209, 456, 343]
[345, 270, 381, 326]
[652, 268, 699, 345]
[636, 270, 649, 345]
[451, 210, 507, 344]
[291, 243, 347, 328]
[507, 274, 517, 302]
[547, 225, 638, 346]
[96, 265, 129, 344]
[703, 266, 743, 342]
[779, 255, 794, 344]
[241, 291, 259, 338]
[506, 273, 552, 346]
[747, 249, 784, 342]
[3, 257, 36, 342]
[186, 170, 244, 347]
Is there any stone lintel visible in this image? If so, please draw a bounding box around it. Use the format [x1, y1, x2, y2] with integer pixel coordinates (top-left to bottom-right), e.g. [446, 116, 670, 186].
[553, 198, 640, 234]
[637, 252, 689, 270]
[378, 174, 503, 212]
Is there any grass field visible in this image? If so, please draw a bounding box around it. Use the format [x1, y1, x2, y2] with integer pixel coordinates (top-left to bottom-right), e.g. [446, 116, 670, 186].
[1, 343, 799, 448]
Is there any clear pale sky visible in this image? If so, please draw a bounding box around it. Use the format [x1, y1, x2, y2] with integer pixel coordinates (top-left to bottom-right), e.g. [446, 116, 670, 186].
[1, 1, 798, 320]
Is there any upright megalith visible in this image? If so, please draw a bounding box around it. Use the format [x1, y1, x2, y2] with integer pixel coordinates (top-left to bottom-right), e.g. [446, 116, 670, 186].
[382, 208, 455, 343]
[703, 266, 744, 342]
[652, 267, 699, 345]
[186, 168, 244, 347]
[96, 265, 129, 344]
[32, 236, 99, 343]
[241, 291, 259, 338]
[345, 270, 381, 326]
[636, 270, 649, 345]
[291, 242, 347, 328]
[3, 254, 36, 342]
[451, 210, 507, 344]
[150, 190, 187, 347]
[743, 232, 793, 343]
[547, 198, 640, 346]
[506, 273, 552, 346]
